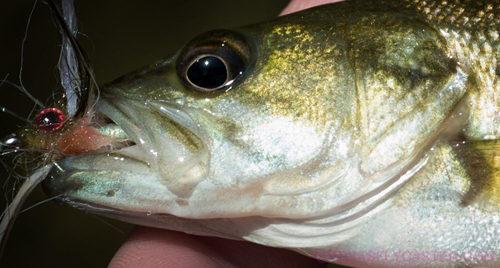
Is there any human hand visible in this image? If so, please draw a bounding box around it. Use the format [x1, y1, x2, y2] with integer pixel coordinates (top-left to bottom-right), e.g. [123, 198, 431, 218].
[109, 226, 327, 268]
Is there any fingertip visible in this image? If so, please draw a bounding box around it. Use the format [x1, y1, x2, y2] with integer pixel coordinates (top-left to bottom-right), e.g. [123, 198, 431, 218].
[280, 0, 344, 16]
[109, 226, 226, 268]
[110, 226, 326, 268]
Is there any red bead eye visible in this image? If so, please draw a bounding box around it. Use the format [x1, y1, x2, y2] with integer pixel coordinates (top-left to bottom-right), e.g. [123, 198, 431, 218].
[35, 108, 66, 132]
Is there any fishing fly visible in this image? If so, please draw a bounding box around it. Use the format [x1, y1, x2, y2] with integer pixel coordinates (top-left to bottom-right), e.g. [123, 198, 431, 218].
[0, 0, 99, 255]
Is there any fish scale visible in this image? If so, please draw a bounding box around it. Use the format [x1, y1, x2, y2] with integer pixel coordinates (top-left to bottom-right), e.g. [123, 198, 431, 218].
[400, 0, 500, 140]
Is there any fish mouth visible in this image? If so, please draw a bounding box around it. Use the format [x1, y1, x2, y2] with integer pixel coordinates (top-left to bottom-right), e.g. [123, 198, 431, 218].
[96, 96, 211, 192]
[43, 93, 212, 214]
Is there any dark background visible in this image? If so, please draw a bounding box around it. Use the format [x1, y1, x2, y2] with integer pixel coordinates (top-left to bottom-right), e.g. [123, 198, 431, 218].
[0, 1, 292, 267]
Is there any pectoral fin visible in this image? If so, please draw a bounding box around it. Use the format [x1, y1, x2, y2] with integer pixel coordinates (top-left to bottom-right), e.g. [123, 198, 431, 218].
[454, 140, 500, 211]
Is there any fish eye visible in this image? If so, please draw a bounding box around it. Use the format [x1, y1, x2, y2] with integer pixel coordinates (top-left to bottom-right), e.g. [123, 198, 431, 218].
[187, 55, 229, 89]
[35, 108, 66, 132]
[176, 30, 252, 93]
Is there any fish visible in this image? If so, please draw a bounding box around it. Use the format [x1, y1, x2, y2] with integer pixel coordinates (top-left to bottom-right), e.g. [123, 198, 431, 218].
[0, 1, 290, 267]
[3, 0, 500, 267]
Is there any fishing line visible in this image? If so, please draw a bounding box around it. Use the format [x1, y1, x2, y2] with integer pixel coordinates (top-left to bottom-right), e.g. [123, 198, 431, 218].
[88, 214, 127, 236]
[1, 148, 49, 157]
[0, 75, 32, 123]
[0, 106, 30, 123]
[19, 194, 63, 214]
[18, 0, 46, 110]
[0, 76, 28, 122]
[0, 164, 19, 212]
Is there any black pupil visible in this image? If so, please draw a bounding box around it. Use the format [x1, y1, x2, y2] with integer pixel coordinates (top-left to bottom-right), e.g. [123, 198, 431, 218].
[41, 111, 60, 125]
[187, 56, 227, 89]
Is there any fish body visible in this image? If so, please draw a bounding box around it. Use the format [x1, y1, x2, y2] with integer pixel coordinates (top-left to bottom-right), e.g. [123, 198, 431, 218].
[4, 0, 500, 267]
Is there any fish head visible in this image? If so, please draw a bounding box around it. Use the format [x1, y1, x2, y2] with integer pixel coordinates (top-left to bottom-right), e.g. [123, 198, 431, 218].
[40, 2, 467, 251]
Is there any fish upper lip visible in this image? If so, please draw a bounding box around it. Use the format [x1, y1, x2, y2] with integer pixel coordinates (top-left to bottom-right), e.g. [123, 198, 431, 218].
[94, 95, 207, 161]
[93, 95, 210, 195]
